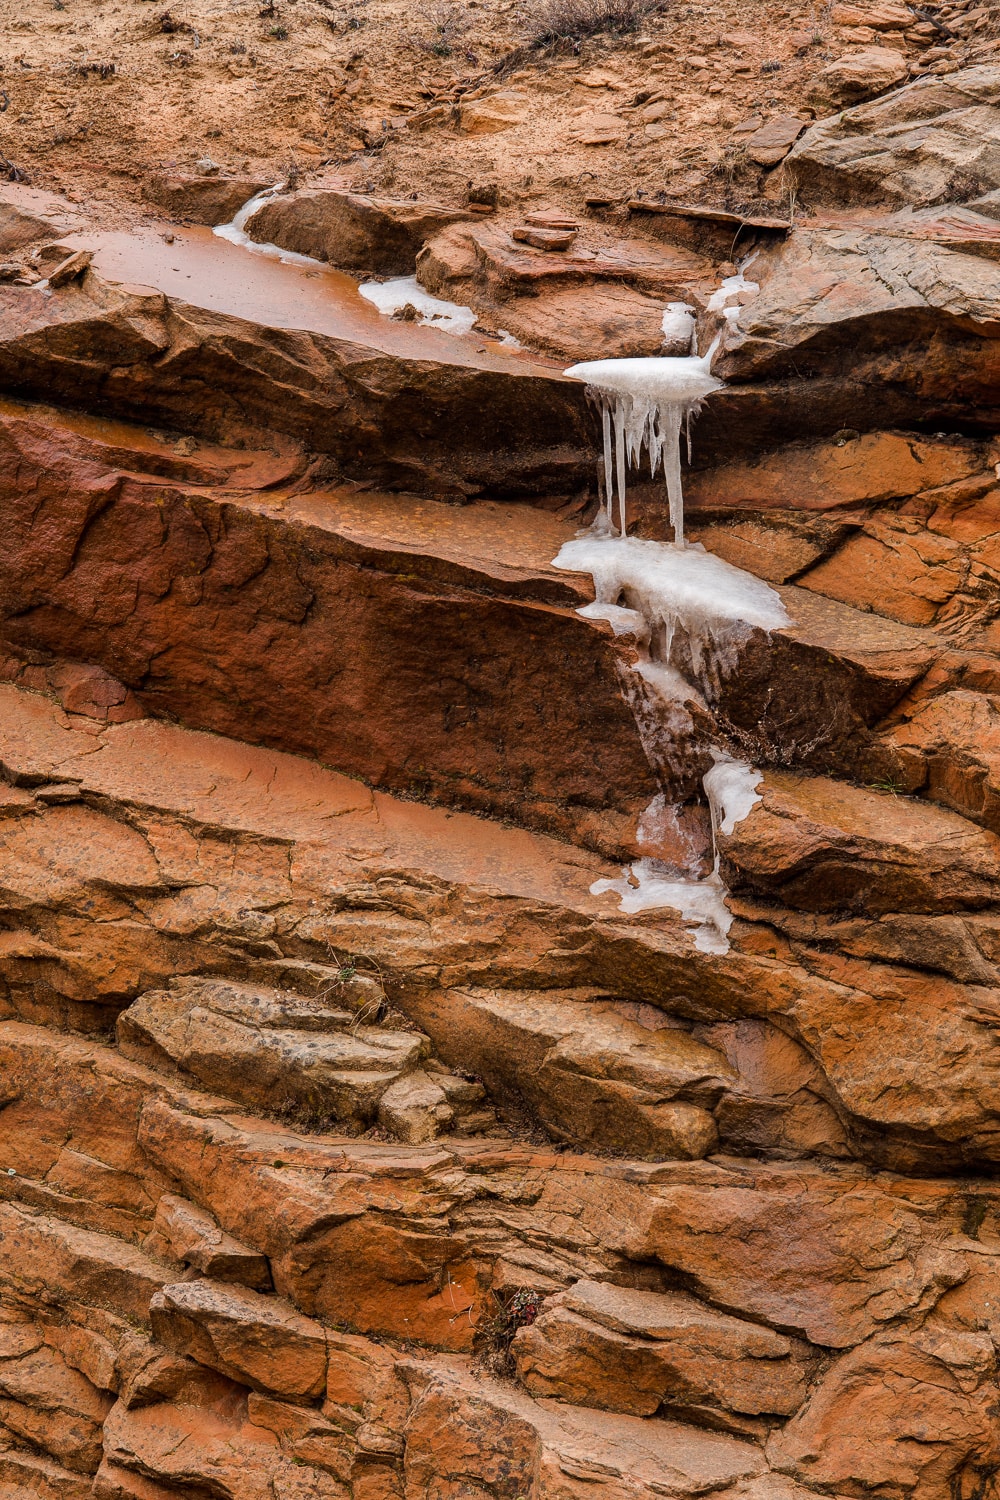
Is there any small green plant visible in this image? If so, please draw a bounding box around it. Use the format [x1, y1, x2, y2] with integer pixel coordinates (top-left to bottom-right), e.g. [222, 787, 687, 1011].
[269, 23, 289, 38]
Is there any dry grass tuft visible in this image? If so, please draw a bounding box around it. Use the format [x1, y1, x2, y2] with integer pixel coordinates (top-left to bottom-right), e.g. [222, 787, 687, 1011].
[527, 0, 666, 48]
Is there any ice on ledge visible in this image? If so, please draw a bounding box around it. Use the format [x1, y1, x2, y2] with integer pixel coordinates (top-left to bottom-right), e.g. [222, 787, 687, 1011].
[564, 351, 722, 545]
[555, 534, 791, 675]
[214, 187, 328, 267]
[359, 276, 478, 335]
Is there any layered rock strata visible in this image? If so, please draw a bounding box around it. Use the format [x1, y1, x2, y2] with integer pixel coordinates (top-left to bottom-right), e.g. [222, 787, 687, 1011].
[3, 78, 1000, 1495]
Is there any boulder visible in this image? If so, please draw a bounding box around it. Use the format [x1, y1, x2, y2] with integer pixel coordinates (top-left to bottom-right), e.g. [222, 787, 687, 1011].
[146, 173, 271, 226]
[149, 1279, 328, 1399]
[788, 63, 1000, 207]
[244, 187, 469, 274]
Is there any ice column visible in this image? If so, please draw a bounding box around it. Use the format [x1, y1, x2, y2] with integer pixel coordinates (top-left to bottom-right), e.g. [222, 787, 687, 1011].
[565, 351, 722, 547]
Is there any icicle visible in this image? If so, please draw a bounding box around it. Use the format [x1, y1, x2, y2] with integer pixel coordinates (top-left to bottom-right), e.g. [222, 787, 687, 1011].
[567, 355, 722, 547]
[614, 397, 627, 536]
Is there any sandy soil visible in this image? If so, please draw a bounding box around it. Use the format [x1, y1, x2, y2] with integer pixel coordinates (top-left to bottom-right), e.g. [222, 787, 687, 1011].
[0, 0, 996, 227]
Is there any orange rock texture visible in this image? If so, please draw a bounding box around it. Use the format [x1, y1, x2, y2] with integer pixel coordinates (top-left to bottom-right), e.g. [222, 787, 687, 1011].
[2, 44, 1000, 1500]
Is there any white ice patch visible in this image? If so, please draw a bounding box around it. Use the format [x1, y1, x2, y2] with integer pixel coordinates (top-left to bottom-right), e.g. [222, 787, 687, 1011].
[592, 861, 734, 954]
[590, 755, 762, 955]
[359, 276, 478, 335]
[565, 351, 722, 546]
[661, 301, 697, 354]
[213, 186, 329, 268]
[706, 253, 760, 315]
[704, 752, 763, 837]
[555, 534, 791, 677]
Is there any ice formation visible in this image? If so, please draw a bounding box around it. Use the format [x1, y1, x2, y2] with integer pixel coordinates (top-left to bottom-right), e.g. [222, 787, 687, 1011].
[359, 276, 478, 336]
[706, 255, 760, 329]
[556, 535, 790, 677]
[214, 195, 483, 336]
[214, 187, 328, 267]
[660, 302, 697, 354]
[590, 752, 764, 955]
[564, 351, 722, 546]
[563, 534, 788, 952]
[559, 265, 788, 952]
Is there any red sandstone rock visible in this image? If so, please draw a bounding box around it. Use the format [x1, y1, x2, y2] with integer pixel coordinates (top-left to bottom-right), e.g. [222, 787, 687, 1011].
[789, 64, 1000, 208]
[514, 1280, 816, 1425]
[244, 187, 470, 273]
[145, 1196, 272, 1290]
[146, 174, 271, 226]
[720, 769, 1000, 913]
[149, 1279, 328, 1399]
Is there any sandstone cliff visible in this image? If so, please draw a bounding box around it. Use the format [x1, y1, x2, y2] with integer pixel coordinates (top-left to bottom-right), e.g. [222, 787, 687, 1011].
[1, 29, 1000, 1500]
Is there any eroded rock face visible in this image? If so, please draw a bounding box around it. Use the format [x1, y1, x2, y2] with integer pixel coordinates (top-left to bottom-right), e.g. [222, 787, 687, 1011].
[6, 118, 1000, 1498]
[789, 63, 1000, 208]
[0, 270, 591, 497]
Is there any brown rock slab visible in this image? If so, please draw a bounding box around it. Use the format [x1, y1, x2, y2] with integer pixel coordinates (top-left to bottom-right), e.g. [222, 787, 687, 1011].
[767, 1335, 1000, 1496]
[631, 1169, 971, 1348]
[149, 1279, 328, 1399]
[147, 1195, 272, 1289]
[514, 1279, 816, 1424]
[511, 225, 578, 250]
[117, 977, 430, 1132]
[713, 222, 1000, 429]
[146, 173, 271, 226]
[720, 769, 1000, 913]
[685, 430, 995, 513]
[0, 1204, 169, 1325]
[244, 187, 469, 274]
[810, 46, 910, 107]
[45, 250, 93, 290]
[0, 271, 592, 499]
[402, 1361, 768, 1500]
[0, 202, 69, 255]
[880, 689, 1000, 833]
[743, 116, 808, 167]
[397, 987, 731, 1159]
[789, 63, 1000, 208]
[831, 1, 911, 26]
[458, 93, 528, 134]
[0, 405, 659, 848]
[0, 1442, 95, 1499]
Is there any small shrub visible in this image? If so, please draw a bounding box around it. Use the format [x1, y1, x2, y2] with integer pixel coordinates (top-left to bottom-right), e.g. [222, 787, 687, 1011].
[527, 0, 665, 49]
[473, 1289, 544, 1377]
